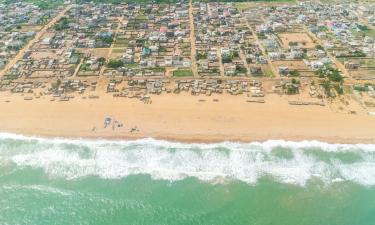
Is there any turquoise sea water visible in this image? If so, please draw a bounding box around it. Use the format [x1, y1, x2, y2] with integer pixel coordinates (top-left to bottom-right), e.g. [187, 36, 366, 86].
[1, 134, 375, 225]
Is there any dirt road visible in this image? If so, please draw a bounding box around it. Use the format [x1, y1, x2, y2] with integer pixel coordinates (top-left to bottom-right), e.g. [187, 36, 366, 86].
[244, 16, 279, 78]
[189, 0, 198, 77]
[0, 5, 72, 77]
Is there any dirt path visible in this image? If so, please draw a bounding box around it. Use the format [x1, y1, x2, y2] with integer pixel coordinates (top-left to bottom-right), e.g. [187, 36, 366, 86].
[188, 0, 198, 77]
[0, 5, 72, 78]
[99, 17, 123, 76]
[72, 59, 83, 77]
[239, 47, 250, 76]
[217, 47, 225, 77]
[306, 28, 350, 78]
[244, 16, 279, 78]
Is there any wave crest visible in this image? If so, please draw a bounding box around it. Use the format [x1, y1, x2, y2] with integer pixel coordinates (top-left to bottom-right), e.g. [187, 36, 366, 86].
[1, 133, 375, 186]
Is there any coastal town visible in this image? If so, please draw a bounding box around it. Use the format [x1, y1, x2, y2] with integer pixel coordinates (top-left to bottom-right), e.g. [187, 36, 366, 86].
[2, 2, 375, 224]
[1, 0, 375, 120]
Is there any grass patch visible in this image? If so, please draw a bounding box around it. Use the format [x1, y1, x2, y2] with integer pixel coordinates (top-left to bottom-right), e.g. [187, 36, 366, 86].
[24, 0, 64, 9]
[351, 28, 375, 38]
[150, 67, 166, 73]
[114, 39, 129, 48]
[80, 63, 91, 71]
[263, 68, 274, 77]
[126, 63, 139, 68]
[173, 69, 193, 77]
[360, 59, 375, 67]
[114, 44, 128, 48]
[112, 48, 126, 54]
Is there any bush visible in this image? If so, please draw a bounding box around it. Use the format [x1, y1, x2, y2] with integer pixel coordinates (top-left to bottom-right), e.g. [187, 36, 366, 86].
[101, 37, 113, 44]
[334, 84, 344, 95]
[80, 63, 91, 71]
[54, 17, 69, 31]
[291, 78, 300, 84]
[98, 57, 106, 66]
[357, 24, 369, 31]
[235, 65, 247, 74]
[222, 57, 232, 64]
[107, 59, 124, 68]
[196, 52, 207, 60]
[287, 86, 298, 95]
[354, 86, 369, 92]
[321, 80, 331, 96]
[328, 70, 343, 82]
[289, 70, 300, 77]
[315, 65, 343, 82]
[257, 33, 267, 40]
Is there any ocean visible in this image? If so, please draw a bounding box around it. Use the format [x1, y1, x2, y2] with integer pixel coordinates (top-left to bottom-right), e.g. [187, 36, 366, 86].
[0, 133, 375, 225]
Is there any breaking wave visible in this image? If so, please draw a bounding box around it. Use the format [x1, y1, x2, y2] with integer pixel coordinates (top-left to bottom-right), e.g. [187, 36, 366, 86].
[0, 133, 375, 186]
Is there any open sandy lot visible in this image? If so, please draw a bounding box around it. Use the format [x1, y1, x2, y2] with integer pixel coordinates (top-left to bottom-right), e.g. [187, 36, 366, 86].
[278, 33, 316, 49]
[273, 60, 311, 71]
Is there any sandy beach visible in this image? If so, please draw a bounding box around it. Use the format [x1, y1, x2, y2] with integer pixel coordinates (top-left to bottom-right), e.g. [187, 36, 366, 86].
[0, 92, 374, 144]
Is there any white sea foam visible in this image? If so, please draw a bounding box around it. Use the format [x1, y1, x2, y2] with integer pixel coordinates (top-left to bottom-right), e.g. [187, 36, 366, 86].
[1, 132, 375, 186]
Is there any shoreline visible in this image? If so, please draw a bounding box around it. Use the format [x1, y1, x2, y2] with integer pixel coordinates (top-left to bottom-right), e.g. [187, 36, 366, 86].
[0, 93, 375, 145]
[1, 129, 375, 145]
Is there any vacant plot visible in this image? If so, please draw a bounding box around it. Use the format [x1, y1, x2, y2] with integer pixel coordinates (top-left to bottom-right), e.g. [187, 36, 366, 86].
[77, 48, 109, 58]
[112, 48, 126, 54]
[40, 32, 56, 39]
[278, 33, 315, 49]
[350, 69, 375, 79]
[77, 70, 100, 77]
[29, 70, 55, 78]
[19, 25, 43, 32]
[235, 0, 296, 11]
[114, 38, 129, 48]
[109, 49, 125, 60]
[338, 58, 375, 68]
[273, 60, 310, 71]
[361, 59, 375, 68]
[31, 51, 62, 60]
